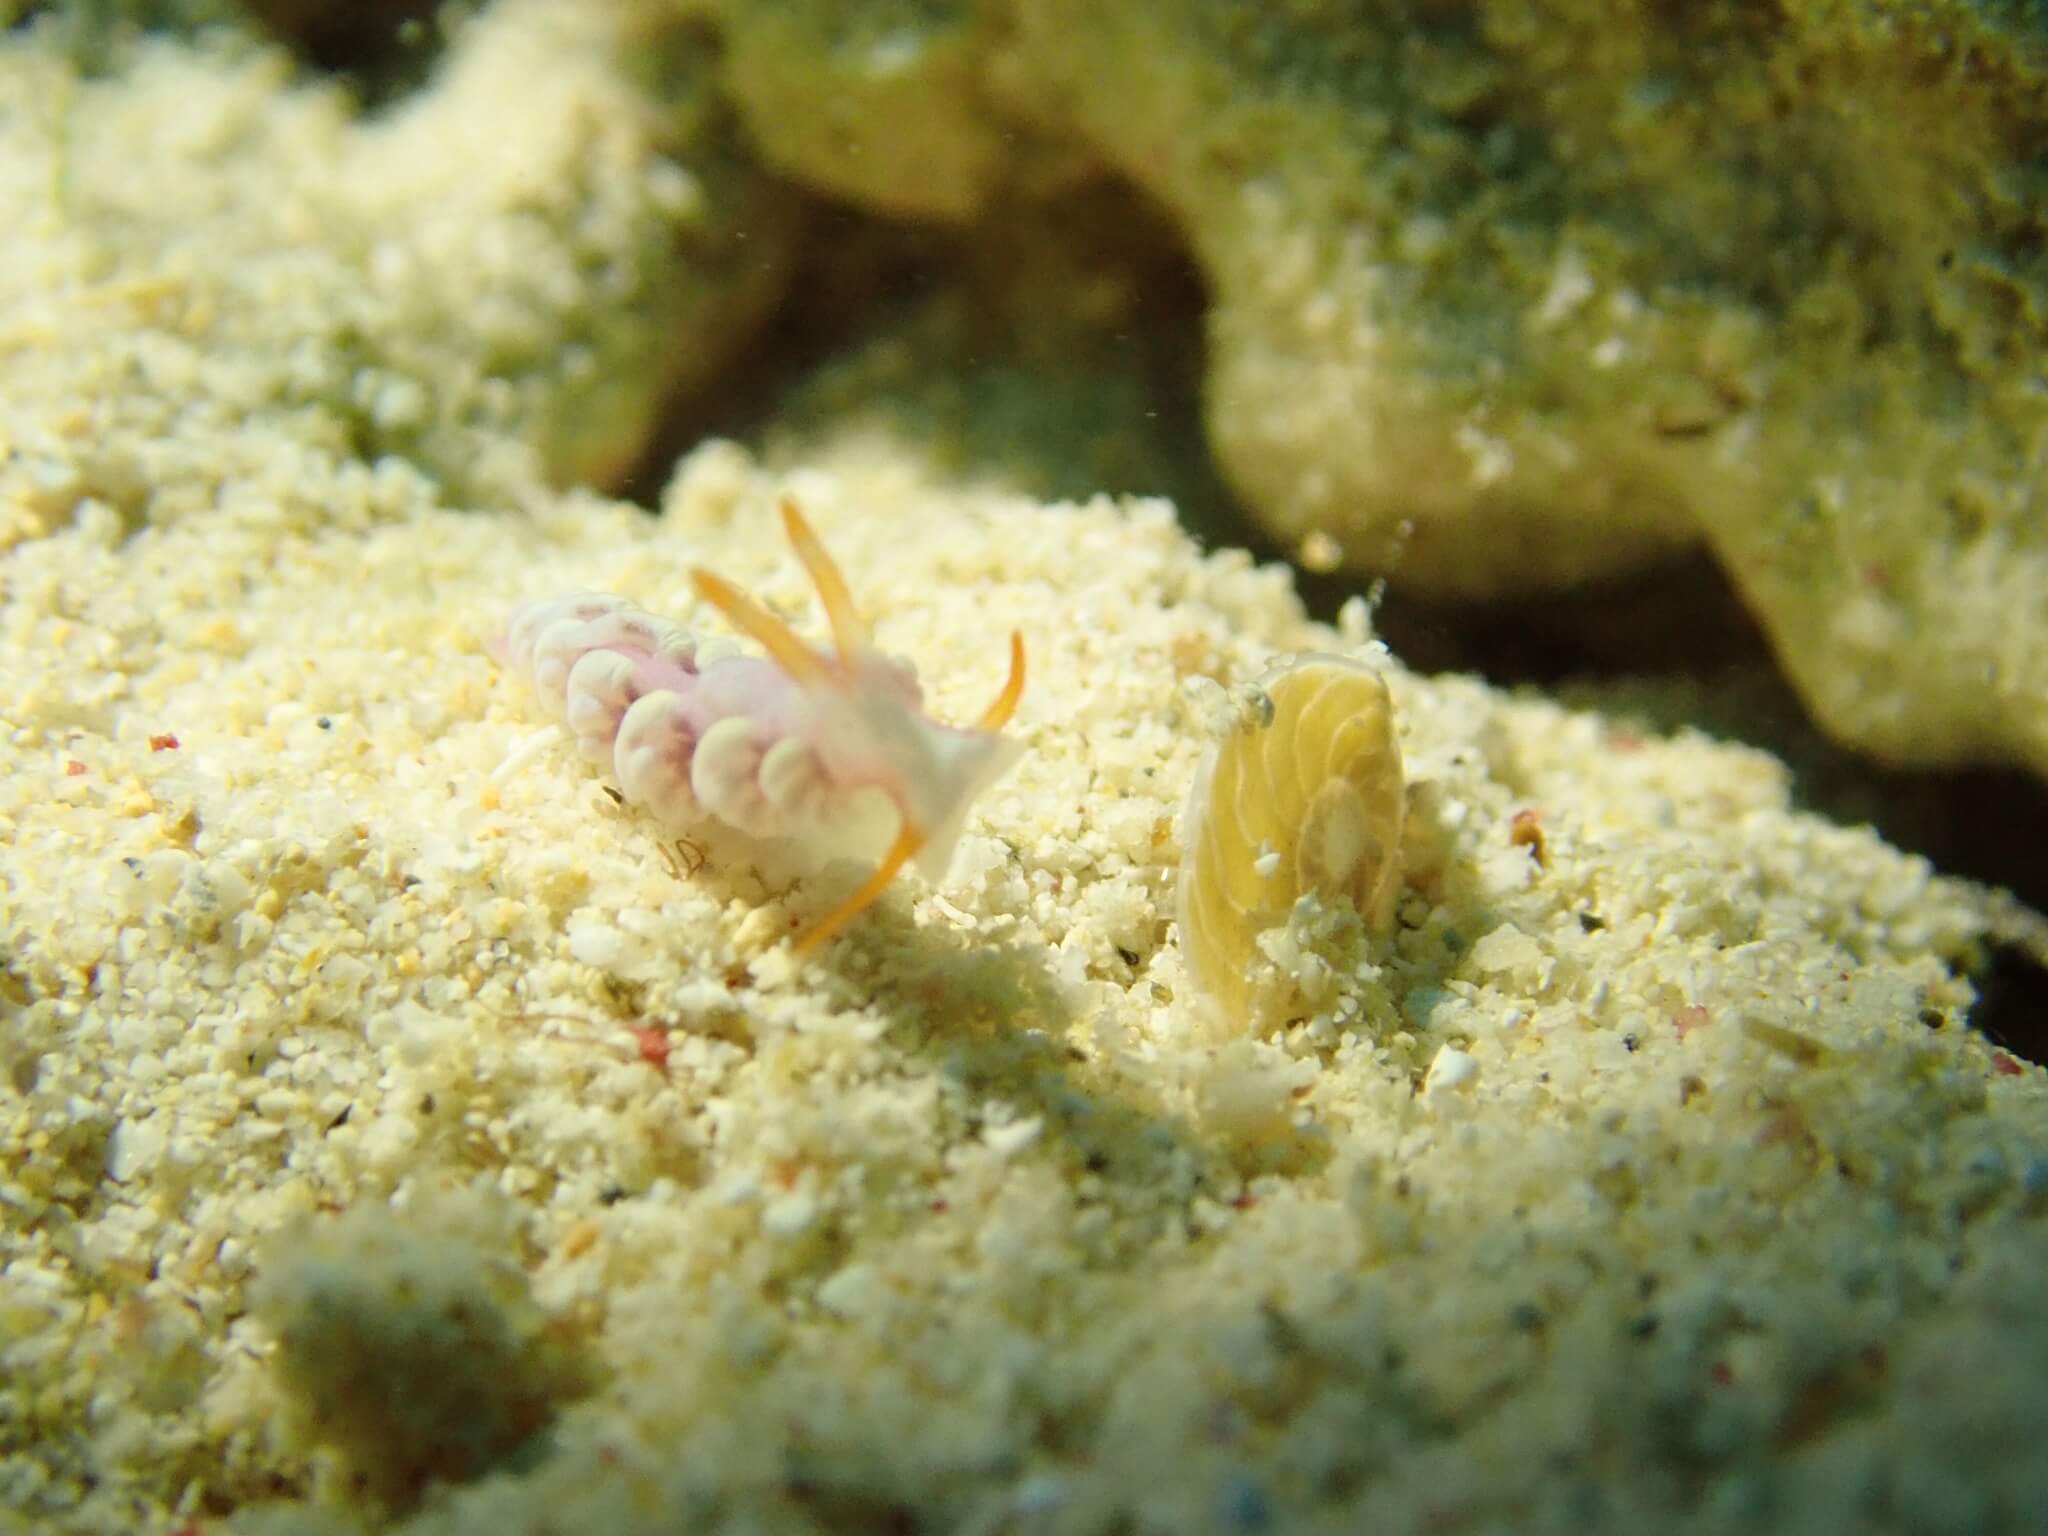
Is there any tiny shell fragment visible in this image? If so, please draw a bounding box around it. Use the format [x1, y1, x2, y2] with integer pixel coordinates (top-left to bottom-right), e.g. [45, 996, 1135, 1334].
[1178, 653, 1404, 1026]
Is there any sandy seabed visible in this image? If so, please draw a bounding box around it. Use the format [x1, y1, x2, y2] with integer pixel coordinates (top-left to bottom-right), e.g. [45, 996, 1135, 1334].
[3, 434, 2045, 1535]
[2, 9, 2047, 1536]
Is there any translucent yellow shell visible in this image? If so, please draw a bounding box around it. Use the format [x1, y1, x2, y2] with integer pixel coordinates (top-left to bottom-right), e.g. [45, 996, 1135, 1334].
[1178, 654, 1405, 1025]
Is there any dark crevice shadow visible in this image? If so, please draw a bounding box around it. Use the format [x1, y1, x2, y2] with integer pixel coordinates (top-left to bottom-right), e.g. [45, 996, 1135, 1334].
[1289, 536, 2043, 882]
[613, 178, 1233, 535]
[612, 197, 939, 507]
[244, 0, 443, 101]
[1967, 941, 2048, 1067]
[7, 4, 488, 111]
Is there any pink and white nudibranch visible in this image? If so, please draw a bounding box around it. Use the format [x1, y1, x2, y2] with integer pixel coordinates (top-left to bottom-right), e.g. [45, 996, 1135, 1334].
[492, 495, 1027, 955]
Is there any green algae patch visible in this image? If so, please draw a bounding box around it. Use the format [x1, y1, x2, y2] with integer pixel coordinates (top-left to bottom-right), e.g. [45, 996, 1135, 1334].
[708, 0, 2048, 776]
[249, 1188, 596, 1513]
[995, 0, 2048, 770]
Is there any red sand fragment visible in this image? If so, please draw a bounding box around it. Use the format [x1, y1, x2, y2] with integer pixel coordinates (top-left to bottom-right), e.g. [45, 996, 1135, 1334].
[630, 1025, 671, 1071]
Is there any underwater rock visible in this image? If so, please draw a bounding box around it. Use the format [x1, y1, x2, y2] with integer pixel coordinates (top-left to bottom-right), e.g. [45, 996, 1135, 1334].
[720, 0, 2048, 781]
[714, 0, 1007, 223]
[1000, 0, 2048, 780]
[0, 0, 796, 543]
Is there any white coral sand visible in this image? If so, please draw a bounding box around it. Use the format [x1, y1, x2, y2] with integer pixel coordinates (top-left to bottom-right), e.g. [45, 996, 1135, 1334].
[3, 433, 2045, 1534]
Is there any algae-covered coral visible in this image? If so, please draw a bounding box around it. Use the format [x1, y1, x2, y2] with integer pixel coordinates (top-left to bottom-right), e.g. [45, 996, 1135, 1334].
[719, 0, 2048, 781]
[0, 0, 792, 537]
[2, 3, 2047, 1535]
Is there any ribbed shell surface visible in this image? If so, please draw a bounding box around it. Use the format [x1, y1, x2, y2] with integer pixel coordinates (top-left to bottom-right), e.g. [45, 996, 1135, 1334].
[1178, 655, 1404, 1026]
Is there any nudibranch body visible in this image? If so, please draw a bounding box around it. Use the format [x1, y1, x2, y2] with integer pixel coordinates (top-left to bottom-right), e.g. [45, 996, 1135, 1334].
[493, 497, 1027, 955]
